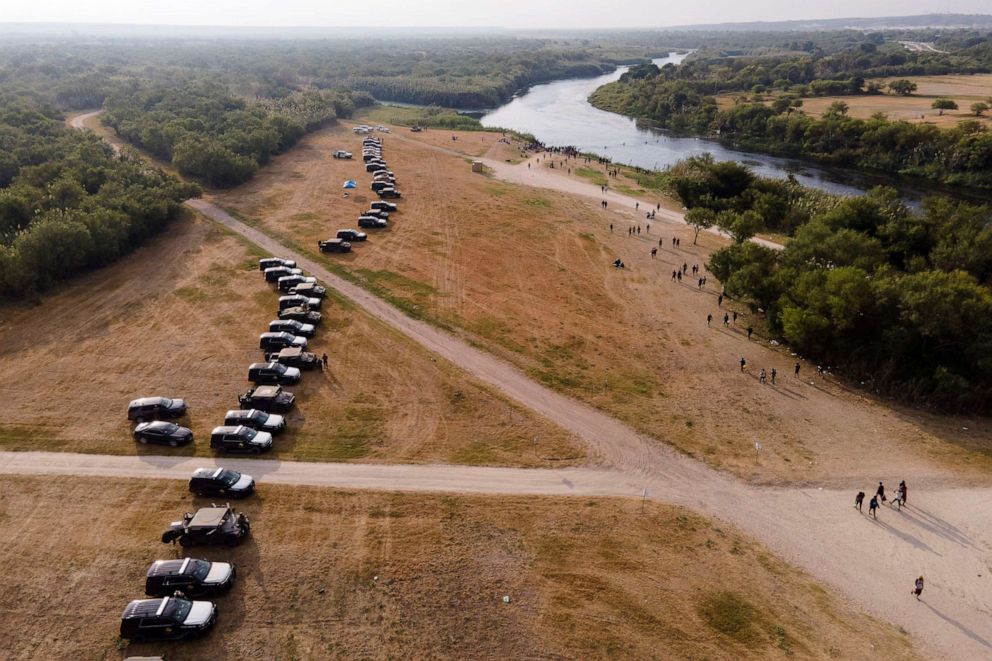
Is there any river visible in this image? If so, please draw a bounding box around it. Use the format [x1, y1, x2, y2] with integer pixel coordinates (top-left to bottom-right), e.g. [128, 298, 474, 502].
[480, 53, 937, 200]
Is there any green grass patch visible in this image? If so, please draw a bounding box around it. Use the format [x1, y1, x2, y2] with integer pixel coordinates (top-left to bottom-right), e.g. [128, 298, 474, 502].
[173, 286, 211, 303]
[319, 405, 384, 460]
[290, 212, 320, 222]
[352, 268, 438, 320]
[524, 197, 553, 208]
[697, 591, 767, 646]
[574, 167, 608, 186]
[356, 104, 486, 131]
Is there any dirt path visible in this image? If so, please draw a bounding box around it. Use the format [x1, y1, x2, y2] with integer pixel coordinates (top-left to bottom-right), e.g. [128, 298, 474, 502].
[70, 114, 992, 659]
[385, 130, 783, 250]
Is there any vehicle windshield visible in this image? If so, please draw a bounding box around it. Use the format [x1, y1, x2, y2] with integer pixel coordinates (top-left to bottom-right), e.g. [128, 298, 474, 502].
[164, 598, 192, 621]
[189, 559, 211, 581]
[159, 423, 179, 433]
[219, 470, 241, 486]
[249, 410, 268, 423]
[242, 428, 257, 439]
[160, 398, 173, 407]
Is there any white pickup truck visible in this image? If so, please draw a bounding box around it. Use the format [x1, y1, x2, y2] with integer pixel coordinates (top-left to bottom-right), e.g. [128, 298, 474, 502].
[332, 150, 353, 159]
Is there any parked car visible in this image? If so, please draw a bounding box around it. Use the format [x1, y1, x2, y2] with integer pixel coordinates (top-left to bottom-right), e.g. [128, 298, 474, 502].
[366, 163, 387, 173]
[269, 319, 315, 337]
[371, 170, 395, 179]
[370, 201, 398, 212]
[265, 346, 319, 371]
[358, 216, 388, 229]
[120, 596, 216, 642]
[134, 421, 193, 447]
[264, 266, 302, 283]
[277, 274, 316, 292]
[332, 150, 352, 159]
[410, 126, 423, 132]
[259, 331, 307, 351]
[362, 209, 389, 220]
[127, 396, 187, 422]
[378, 187, 402, 199]
[210, 425, 273, 454]
[290, 281, 326, 298]
[279, 294, 321, 310]
[161, 505, 250, 547]
[362, 151, 381, 161]
[248, 362, 302, 385]
[224, 408, 287, 432]
[145, 558, 236, 597]
[238, 385, 295, 413]
[258, 257, 295, 272]
[336, 229, 368, 242]
[279, 306, 321, 324]
[318, 238, 352, 253]
[189, 467, 256, 499]
[370, 180, 393, 193]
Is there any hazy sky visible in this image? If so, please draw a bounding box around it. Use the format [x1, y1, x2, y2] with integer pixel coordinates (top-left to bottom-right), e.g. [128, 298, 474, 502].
[4, 0, 991, 29]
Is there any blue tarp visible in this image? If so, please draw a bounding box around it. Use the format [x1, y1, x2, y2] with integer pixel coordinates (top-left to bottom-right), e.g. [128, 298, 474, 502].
[342, 180, 357, 189]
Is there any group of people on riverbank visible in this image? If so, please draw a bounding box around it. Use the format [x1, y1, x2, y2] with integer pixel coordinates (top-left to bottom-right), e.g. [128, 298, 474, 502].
[855, 480, 908, 518]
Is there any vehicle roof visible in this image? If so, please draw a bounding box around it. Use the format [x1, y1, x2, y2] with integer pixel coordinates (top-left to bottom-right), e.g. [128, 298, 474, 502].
[138, 420, 177, 430]
[188, 506, 232, 528]
[129, 396, 168, 407]
[191, 467, 226, 478]
[252, 385, 281, 397]
[275, 347, 303, 357]
[122, 597, 177, 619]
[146, 558, 195, 577]
[211, 425, 247, 435]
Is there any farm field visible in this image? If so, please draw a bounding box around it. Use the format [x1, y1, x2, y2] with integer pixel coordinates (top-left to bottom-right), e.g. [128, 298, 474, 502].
[0, 474, 916, 660]
[214, 121, 992, 486]
[0, 213, 582, 467]
[717, 74, 992, 127]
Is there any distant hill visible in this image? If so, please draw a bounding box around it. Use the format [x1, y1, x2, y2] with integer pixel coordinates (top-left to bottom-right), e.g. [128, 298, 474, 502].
[669, 13, 992, 32]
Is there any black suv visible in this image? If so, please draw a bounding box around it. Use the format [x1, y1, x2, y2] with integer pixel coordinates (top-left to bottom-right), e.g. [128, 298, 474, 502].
[210, 425, 273, 454]
[145, 558, 236, 597]
[265, 347, 318, 371]
[278, 294, 321, 310]
[269, 319, 316, 338]
[238, 385, 295, 413]
[290, 281, 327, 298]
[259, 257, 295, 271]
[127, 396, 187, 422]
[120, 596, 217, 642]
[358, 216, 388, 229]
[277, 274, 316, 292]
[278, 306, 321, 324]
[224, 408, 286, 432]
[189, 467, 256, 498]
[248, 362, 301, 385]
[370, 201, 397, 212]
[133, 421, 193, 447]
[264, 266, 302, 283]
[161, 505, 250, 547]
[318, 238, 352, 253]
[336, 229, 368, 241]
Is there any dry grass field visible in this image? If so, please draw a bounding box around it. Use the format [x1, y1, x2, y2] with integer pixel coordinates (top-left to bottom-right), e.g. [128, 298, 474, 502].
[213, 122, 992, 486]
[0, 474, 916, 660]
[718, 74, 992, 127]
[0, 213, 582, 467]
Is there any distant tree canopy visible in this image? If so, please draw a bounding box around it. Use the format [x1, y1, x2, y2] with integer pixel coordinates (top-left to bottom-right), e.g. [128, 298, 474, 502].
[102, 86, 353, 187]
[0, 96, 199, 298]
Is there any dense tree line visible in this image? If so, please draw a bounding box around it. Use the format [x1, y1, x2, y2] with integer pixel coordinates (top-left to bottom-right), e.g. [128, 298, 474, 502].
[0, 97, 199, 298]
[590, 36, 992, 188]
[675, 155, 992, 410]
[102, 86, 355, 187]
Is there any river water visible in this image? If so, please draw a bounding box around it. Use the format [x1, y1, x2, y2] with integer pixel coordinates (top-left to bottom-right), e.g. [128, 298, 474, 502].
[480, 53, 927, 200]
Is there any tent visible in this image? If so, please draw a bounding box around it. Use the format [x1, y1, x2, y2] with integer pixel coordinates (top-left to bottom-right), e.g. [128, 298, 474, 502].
[342, 180, 357, 189]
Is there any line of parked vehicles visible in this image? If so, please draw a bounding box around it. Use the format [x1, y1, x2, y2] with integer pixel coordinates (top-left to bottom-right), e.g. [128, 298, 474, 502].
[118, 256, 335, 646]
[318, 135, 401, 254]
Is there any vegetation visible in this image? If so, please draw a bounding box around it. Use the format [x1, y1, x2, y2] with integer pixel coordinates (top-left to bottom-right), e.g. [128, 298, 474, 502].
[675, 155, 992, 410]
[0, 97, 199, 298]
[590, 32, 992, 188]
[357, 104, 488, 131]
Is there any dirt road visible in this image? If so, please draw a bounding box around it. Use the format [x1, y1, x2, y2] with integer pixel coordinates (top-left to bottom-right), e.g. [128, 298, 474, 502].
[70, 113, 992, 659]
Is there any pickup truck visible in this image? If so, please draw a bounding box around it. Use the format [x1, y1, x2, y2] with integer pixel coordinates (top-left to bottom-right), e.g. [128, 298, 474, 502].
[333, 150, 352, 159]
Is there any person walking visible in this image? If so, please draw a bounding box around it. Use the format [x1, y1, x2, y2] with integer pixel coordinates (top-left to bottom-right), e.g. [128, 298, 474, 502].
[322, 353, 329, 370]
[869, 495, 879, 519]
[723, 312, 730, 326]
[609, 223, 613, 232]
[896, 480, 907, 509]
[635, 202, 640, 211]
[912, 576, 925, 600]
[677, 271, 682, 282]
[770, 368, 776, 384]
[717, 294, 723, 307]
[651, 247, 657, 258]
[876, 482, 887, 504]
[707, 313, 712, 326]
[794, 362, 801, 378]
[854, 491, 865, 511]
[739, 356, 747, 372]
[658, 238, 663, 247]
[759, 368, 766, 384]
[746, 326, 753, 340]
[732, 311, 738, 325]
